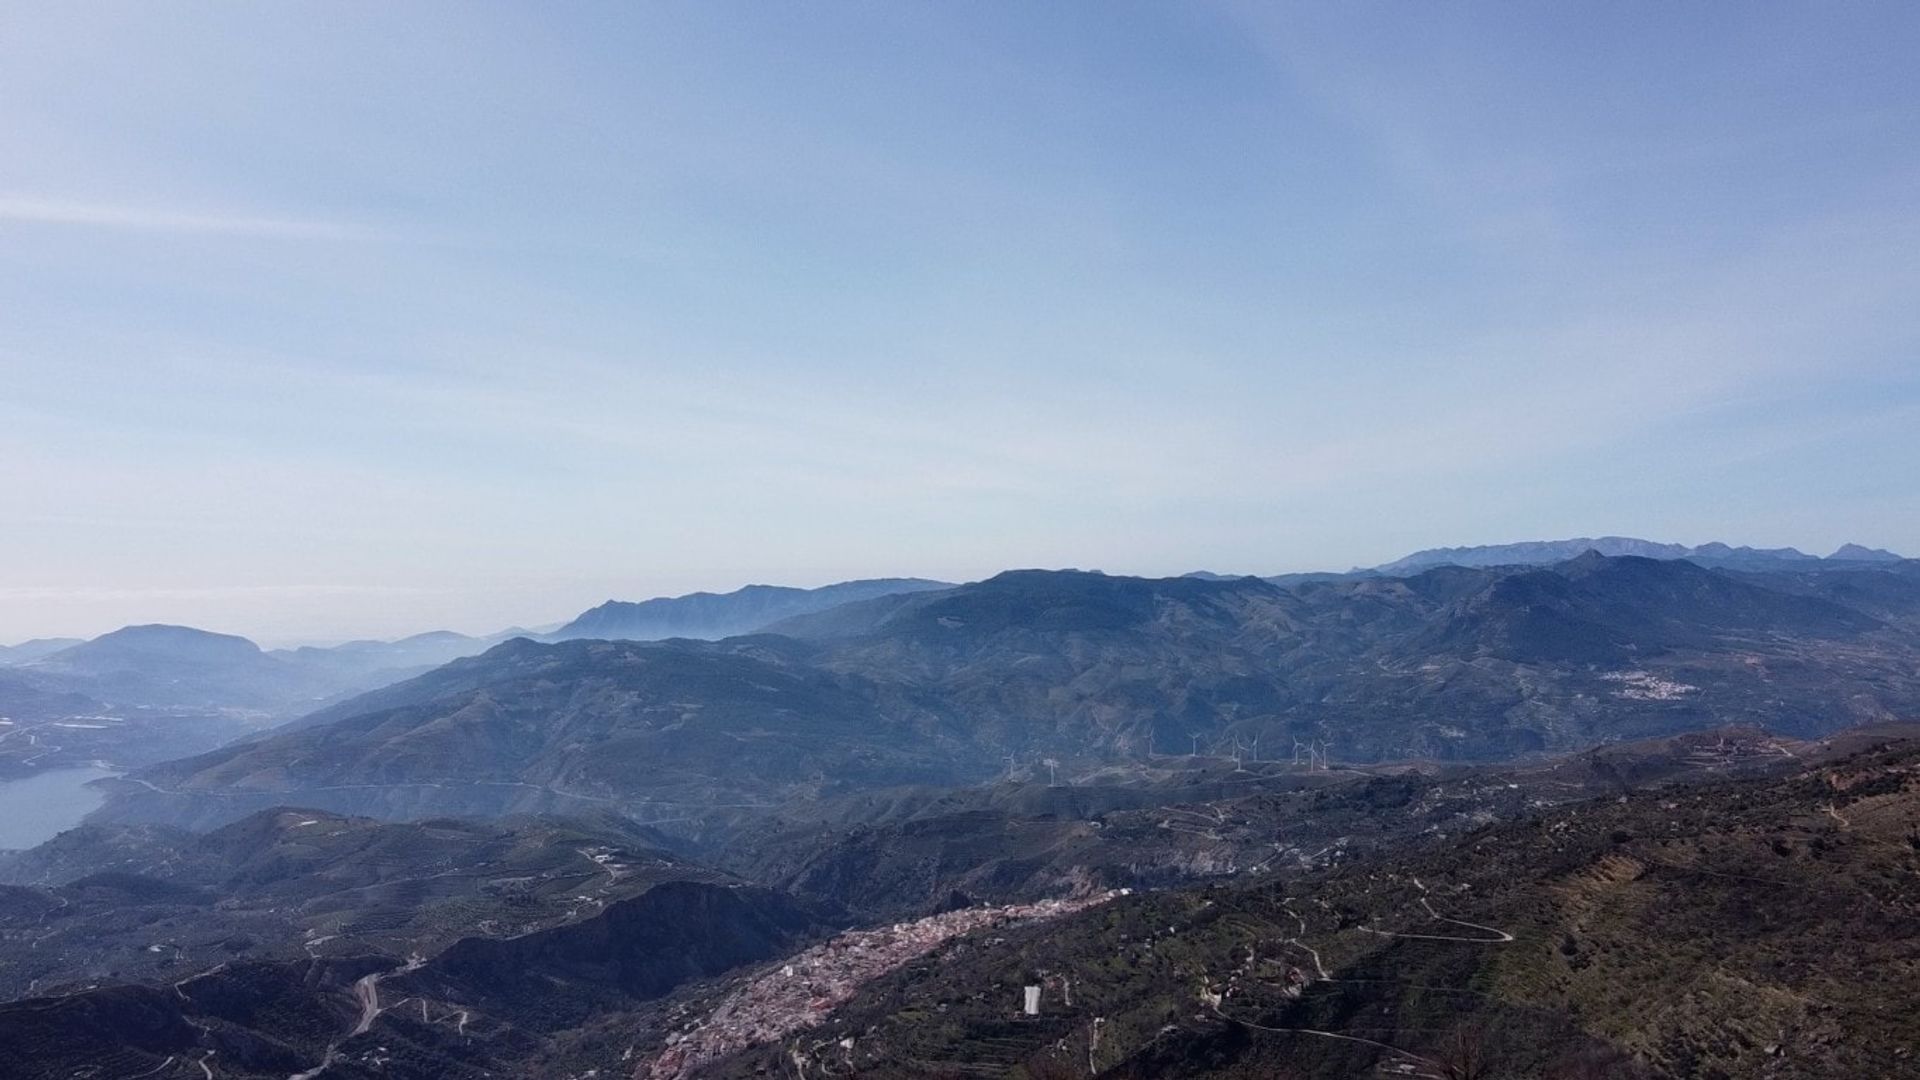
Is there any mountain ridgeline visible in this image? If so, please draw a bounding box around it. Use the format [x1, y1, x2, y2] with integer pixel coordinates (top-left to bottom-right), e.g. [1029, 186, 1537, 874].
[552, 577, 953, 641]
[96, 553, 1920, 837]
[1371, 535, 1904, 574]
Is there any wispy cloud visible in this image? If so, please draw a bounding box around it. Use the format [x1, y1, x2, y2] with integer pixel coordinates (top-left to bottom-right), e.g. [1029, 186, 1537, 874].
[0, 195, 361, 239]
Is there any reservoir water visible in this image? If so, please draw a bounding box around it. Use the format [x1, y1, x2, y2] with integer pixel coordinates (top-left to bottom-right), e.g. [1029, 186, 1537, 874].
[0, 765, 120, 849]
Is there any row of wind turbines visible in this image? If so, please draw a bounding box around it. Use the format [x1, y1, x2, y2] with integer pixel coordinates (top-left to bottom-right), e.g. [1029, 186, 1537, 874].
[1187, 732, 1332, 770]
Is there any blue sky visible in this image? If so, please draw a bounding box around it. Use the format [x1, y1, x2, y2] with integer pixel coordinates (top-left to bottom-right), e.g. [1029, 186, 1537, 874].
[2, 2, 1917, 642]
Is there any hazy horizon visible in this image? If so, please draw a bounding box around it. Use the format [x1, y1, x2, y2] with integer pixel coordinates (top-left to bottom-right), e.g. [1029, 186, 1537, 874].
[4, 532, 1909, 648]
[6, 4, 1918, 642]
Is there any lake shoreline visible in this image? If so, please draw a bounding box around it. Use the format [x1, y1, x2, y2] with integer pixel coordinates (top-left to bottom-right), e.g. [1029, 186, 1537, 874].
[0, 765, 127, 851]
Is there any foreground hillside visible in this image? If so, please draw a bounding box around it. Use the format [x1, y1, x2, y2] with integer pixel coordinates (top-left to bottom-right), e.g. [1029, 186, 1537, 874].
[96, 556, 1920, 836]
[716, 728, 1835, 920]
[701, 731, 1920, 1079]
[4, 728, 1905, 1078]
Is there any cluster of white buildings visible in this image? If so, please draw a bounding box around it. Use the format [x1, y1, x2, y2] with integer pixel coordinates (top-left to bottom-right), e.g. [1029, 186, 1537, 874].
[645, 891, 1126, 1079]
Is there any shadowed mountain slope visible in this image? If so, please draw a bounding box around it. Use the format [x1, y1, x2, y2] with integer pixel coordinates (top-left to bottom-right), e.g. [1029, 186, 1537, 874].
[105, 636, 975, 833]
[0, 807, 726, 1000]
[406, 880, 841, 1030]
[1406, 551, 1885, 664]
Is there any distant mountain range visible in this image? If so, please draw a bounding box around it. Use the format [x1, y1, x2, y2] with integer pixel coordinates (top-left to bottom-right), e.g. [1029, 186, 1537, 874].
[0, 578, 960, 778]
[7, 546, 1915, 785]
[98, 553, 1920, 837]
[0, 638, 83, 666]
[26, 624, 332, 710]
[1369, 536, 1904, 575]
[0, 625, 469, 779]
